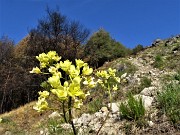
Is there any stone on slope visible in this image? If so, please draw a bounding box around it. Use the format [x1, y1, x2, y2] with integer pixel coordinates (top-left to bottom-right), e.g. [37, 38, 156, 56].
[140, 86, 156, 96]
[100, 106, 109, 113]
[108, 103, 119, 113]
[48, 111, 61, 119]
[134, 95, 154, 110]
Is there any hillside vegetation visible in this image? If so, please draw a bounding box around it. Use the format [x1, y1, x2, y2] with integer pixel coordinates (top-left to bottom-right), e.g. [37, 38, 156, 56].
[0, 35, 179, 135]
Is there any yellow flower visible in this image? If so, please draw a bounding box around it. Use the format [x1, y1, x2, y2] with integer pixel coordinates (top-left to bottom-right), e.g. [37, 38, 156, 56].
[39, 91, 49, 98]
[68, 83, 84, 98]
[112, 84, 118, 91]
[48, 75, 61, 88]
[64, 81, 69, 87]
[55, 63, 61, 69]
[75, 59, 85, 68]
[51, 88, 68, 100]
[30, 67, 41, 74]
[69, 65, 80, 78]
[36, 53, 49, 63]
[82, 65, 93, 76]
[108, 68, 116, 77]
[33, 98, 49, 112]
[72, 76, 81, 85]
[74, 99, 83, 109]
[97, 79, 103, 84]
[60, 60, 72, 72]
[47, 51, 61, 62]
[40, 62, 47, 68]
[83, 77, 96, 88]
[49, 66, 58, 74]
[96, 70, 110, 79]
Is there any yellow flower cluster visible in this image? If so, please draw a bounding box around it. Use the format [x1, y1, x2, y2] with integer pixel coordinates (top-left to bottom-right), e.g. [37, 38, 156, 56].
[96, 68, 120, 91]
[30, 51, 95, 112]
[37, 51, 61, 69]
[30, 51, 122, 113]
[33, 91, 49, 112]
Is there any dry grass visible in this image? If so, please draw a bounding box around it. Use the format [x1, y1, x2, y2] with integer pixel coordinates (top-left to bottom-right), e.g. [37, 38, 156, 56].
[0, 101, 53, 134]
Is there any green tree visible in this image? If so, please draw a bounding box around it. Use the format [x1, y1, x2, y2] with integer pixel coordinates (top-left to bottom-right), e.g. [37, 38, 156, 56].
[84, 29, 129, 68]
[132, 44, 144, 55]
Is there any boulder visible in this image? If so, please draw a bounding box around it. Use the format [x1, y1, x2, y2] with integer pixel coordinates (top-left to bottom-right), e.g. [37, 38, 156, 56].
[134, 95, 154, 110]
[140, 86, 156, 96]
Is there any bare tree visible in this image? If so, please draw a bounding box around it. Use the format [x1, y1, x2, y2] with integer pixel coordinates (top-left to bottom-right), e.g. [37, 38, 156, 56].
[26, 7, 90, 62]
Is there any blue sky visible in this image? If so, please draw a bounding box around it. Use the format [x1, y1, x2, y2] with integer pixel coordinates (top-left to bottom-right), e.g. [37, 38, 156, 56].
[0, 0, 180, 48]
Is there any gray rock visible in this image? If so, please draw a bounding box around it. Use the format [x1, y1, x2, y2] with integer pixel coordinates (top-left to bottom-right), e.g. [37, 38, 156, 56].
[100, 107, 109, 113]
[134, 95, 154, 109]
[140, 86, 156, 96]
[115, 64, 125, 72]
[60, 123, 71, 129]
[121, 73, 127, 79]
[147, 120, 154, 127]
[152, 39, 163, 46]
[48, 111, 60, 119]
[149, 70, 156, 76]
[73, 113, 92, 126]
[108, 103, 119, 113]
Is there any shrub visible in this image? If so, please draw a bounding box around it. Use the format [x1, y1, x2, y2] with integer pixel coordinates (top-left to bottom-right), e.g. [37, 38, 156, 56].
[132, 44, 144, 55]
[157, 83, 180, 124]
[84, 29, 129, 68]
[174, 72, 180, 82]
[153, 55, 164, 68]
[119, 93, 145, 120]
[140, 77, 151, 89]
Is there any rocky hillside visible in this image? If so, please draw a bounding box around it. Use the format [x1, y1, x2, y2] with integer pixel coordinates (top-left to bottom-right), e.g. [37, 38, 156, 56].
[0, 35, 180, 135]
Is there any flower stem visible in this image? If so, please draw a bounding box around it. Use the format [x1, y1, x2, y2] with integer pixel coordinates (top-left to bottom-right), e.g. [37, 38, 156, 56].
[62, 101, 67, 123]
[96, 85, 112, 135]
[68, 97, 77, 135]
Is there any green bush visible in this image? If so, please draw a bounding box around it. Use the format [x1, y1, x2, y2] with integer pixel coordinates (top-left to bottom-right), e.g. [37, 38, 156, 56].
[174, 72, 180, 82]
[119, 93, 145, 120]
[140, 77, 151, 89]
[132, 44, 144, 55]
[157, 83, 180, 124]
[153, 55, 164, 68]
[84, 29, 130, 68]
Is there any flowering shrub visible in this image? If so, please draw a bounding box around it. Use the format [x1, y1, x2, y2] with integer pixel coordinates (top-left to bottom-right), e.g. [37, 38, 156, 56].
[30, 51, 121, 135]
[30, 51, 95, 112]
